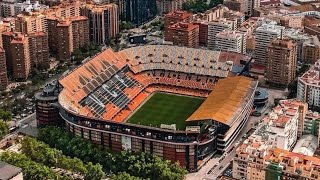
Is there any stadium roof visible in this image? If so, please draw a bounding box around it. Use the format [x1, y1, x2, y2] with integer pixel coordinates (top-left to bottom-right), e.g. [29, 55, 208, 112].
[186, 76, 255, 126]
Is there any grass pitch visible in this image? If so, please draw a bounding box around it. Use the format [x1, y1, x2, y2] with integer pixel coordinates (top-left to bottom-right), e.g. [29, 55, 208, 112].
[127, 92, 204, 130]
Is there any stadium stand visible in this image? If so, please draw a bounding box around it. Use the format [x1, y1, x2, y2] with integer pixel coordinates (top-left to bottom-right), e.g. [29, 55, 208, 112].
[59, 45, 234, 122]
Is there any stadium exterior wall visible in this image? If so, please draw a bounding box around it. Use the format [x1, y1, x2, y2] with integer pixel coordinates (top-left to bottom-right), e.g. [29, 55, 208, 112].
[58, 79, 257, 172]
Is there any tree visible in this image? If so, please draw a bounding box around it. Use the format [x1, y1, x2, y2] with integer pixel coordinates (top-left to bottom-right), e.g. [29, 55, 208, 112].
[38, 126, 187, 180]
[0, 152, 61, 180]
[37, 62, 50, 71]
[0, 120, 8, 139]
[84, 162, 105, 180]
[120, 21, 134, 31]
[0, 109, 12, 122]
[182, 0, 210, 13]
[111, 172, 141, 180]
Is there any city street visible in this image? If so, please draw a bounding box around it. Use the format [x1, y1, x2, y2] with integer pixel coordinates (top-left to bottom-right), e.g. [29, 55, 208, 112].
[0, 113, 37, 147]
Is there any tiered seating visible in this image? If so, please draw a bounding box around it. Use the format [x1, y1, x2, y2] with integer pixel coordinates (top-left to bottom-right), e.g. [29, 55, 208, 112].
[59, 46, 228, 123]
[79, 68, 144, 118]
[118, 45, 233, 77]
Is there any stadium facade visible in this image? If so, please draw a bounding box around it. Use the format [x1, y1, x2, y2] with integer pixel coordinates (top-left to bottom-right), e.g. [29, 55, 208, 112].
[57, 45, 257, 171]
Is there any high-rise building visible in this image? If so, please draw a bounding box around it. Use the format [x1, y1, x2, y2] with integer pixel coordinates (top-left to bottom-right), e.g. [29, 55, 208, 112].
[2, 31, 14, 73]
[28, 32, 49, 68]
[215, 30, 246, 54]
[297, 60, 320, 111]
[0, 47, 8, 90]
[10, 33, 30, 80]
[302, 38, 320, 64]
[266, 38, 297, 86]
[284, 29, 320, 63]
[80, 3, 119, 45]
[164, 10, 192, 40]
[56, 19, 72, 61]
[113, 0, 157, 26]
[223, 0, 246, 13]
[43, 1, 82, 18]
[207, 18, 235, 49]
[47, 16, 89, 61]
[156, 0, 187, 14]
[255, 22, 284, 66]
[15, 12, 47, 34]
[193, 21, 208, 46]
[166, 22, 199, 48]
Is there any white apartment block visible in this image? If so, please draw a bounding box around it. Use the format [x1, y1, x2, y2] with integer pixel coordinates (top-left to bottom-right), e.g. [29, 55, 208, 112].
[255, 21, 284, 66]
[215, 30, 247, 54]
[298, 60, 320, 110]
[0, 0, 48, 17]
[207, 18, 235, 49]
[250, 100, 306, 150]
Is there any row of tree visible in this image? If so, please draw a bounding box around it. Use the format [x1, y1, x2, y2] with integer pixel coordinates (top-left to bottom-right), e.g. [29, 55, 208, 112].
[71, 43, 102, 65]
[20, 137, 105, 180]
[0, 152, 65, 180]
[0, 120, 8, 139]
[182, 0, 219, 13]
[38, 126, 187, 180]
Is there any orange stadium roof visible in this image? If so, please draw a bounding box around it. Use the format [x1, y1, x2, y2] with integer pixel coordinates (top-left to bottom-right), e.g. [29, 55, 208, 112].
[186, 76, 254, 126]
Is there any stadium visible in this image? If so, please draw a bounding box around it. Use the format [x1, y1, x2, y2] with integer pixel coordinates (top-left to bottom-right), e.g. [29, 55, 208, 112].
[58, 45, 258, 171]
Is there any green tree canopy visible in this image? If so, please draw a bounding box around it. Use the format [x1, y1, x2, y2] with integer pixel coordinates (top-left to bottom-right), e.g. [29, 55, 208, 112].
[0, 120, 8, 139]
[0, 109, 11, 122]
[38, 126, 187, 180]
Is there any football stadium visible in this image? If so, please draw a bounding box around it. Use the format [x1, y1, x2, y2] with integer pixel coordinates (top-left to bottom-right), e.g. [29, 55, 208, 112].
[58, 45, 258, 171]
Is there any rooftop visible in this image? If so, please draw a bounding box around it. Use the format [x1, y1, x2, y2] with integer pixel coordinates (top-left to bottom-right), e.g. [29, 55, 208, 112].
[299, 59, 320, 86]
[216, 30, 245, 39]
[0, 161, 22, 180]
[165, 10, 192, 19]
[186, 76, 256, 126]
[292, 134, 318, 156]
[256, 22, 285, 32]
[168, 22, 199, 31]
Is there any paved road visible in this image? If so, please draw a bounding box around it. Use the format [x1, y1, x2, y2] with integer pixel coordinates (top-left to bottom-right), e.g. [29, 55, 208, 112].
[0, 113, 37, 146]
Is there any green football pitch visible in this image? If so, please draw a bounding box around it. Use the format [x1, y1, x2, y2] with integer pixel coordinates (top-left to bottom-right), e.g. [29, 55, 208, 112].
[127, 92, 204, 130]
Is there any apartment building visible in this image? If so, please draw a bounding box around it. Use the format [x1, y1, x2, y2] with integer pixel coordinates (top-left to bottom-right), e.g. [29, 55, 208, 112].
[47, 16, 89, 61]
[166, 22, 199, 48]
[80, 3, 119, 45]
[215, 30, 246, 54]
[303, 38, 320, 64]
[297, 60, 320, 111]
[284, 29, 320, 63]
[10, 33, 30, 80]
[43, 1, 82, 18]
[254, 6, 305, 29]
[234, 143, 320, 180]
[251, 100, 307, 150]
[223, 0, 246, 14]
[156, 0, 187, 14]
[0, 47, 8, 90]
[28, 32, 49, 68]
[255, 22, 284, 66]
[114, 0, 157, 26]
[164, 10, 192, 41]
[193, 21, 208, 46]
[207, 18, 235, 49]
[0, 0, 48, 18]
[15, 12, 47, 34]
[2, 31, 14, 73]
[233, 138, 269, 180]
[56, 19, 72, 61]
[266, 38, 297, 86]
